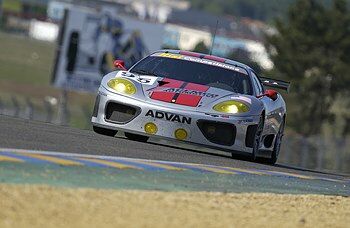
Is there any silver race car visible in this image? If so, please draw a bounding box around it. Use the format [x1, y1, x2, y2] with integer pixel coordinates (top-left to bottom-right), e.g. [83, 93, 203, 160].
[91, 50, 290, 164]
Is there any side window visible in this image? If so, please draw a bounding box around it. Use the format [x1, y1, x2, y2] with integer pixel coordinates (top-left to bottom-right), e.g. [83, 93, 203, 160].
[251, 72, 264, 95]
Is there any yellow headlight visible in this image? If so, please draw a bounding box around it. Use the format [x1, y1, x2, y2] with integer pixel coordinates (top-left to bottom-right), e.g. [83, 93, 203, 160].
[107, 78, 137, 95]
[213, 100, 250, 114]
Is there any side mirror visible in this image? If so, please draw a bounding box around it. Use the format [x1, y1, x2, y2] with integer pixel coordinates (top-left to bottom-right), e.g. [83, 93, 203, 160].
[264, 89, 278, 101]
[114, 60, 127, 71]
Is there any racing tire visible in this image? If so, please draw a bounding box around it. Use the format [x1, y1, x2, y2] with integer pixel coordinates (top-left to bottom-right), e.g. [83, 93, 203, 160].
[252, 114, 264, 161]
[125, 132, 149, 142]
[265, 119, 285, 165]
[93, 126, 117, 137]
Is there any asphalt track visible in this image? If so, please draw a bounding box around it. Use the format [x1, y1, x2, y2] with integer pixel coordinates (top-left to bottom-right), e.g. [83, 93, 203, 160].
[1, 115, 348, 181]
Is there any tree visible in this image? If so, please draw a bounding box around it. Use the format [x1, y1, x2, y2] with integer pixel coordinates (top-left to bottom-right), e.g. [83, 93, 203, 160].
[266, 0, 350, 136]
[192, 41, 209, 54]
[188, 0, 349, 22]
[228, 48, 262, 74]
[161, 44, 179, 50]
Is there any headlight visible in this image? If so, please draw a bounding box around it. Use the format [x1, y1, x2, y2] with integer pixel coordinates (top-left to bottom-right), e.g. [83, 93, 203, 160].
[107, 78, 137, 95]
[213, 100, 250, 114]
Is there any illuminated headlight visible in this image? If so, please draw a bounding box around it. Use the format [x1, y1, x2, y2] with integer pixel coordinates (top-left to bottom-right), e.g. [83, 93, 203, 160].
[213, 100, 250, 114]
[107, 78, 137, 95]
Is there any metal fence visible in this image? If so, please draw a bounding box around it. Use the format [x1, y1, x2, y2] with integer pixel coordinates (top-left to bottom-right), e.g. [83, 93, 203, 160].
[280, 134, 350, 173]
[0, 95, 59, 123]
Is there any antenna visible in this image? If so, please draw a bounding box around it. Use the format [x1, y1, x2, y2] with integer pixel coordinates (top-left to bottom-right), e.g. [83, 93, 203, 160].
[209, 20, 219, 55]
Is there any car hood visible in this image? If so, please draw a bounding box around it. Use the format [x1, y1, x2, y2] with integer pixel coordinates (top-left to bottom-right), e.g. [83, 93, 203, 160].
[102, 71, 261, 115]
[143, 77, 234, 108]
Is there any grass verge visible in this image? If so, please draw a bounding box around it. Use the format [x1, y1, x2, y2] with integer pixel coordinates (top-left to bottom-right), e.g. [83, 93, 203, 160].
[0, 32, 95, 129]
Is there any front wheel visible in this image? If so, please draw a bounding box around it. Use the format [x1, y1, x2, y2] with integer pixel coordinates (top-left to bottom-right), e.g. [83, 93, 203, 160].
[93, 126, 117, 137]
[125, 132, 149, 142]
[265, 119, 285, 165]
[252, 114, 264, 161]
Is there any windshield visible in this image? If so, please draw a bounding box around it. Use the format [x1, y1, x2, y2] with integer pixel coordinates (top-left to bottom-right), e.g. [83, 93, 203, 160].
[130, 56, 253, 95]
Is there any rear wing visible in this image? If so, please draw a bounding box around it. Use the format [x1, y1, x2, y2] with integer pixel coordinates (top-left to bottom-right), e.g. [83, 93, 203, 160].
[259, 77, 291, 92]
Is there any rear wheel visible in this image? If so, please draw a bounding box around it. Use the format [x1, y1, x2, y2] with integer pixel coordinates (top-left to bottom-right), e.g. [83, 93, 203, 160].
[252, 114, 264, 161]
[265, 119, 285, 164]
[125, 132, 149, 142]
[93, 126, 117, 137]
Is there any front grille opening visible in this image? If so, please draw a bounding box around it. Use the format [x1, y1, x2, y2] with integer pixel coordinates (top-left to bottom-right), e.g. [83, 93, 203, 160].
[245, 124, 258, 148]
[263, 134, 275, 148]
[197, 120, 236, 146]
[105, 102, 139, 123]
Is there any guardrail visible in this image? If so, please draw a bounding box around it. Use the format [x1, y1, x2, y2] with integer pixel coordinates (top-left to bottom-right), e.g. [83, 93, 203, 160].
[0, 96, 58, 123]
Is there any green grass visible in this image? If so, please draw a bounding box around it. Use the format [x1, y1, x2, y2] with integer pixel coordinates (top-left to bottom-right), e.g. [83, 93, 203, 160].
[0, 31, 95, 130]
[2, 0, 22, 13]
[0, 32, 55, 85]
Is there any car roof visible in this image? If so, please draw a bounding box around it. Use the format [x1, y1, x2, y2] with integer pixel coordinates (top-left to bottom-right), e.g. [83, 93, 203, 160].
[153, 49, 253, 72]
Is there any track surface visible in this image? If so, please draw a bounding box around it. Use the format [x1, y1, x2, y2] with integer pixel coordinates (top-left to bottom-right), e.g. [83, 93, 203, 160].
[0, 115, 348, 180]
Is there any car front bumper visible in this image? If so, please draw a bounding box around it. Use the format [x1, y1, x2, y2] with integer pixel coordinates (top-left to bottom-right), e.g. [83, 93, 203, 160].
[91, 86, 261, 154]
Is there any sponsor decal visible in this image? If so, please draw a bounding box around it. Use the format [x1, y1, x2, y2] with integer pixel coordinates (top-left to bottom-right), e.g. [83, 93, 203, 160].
[161, 88, 219, 98]
[98, 90, 107, 96]
[152, 52, 248, 75]
[137, 78, 151, 83]
[150, 78, 214, 107]
[150, 78, 212, 107]
[156, 53, 184, 59]
[145, 110, 192, 124]
[183, 56, 238, 71]
[237, 119, 254, 124]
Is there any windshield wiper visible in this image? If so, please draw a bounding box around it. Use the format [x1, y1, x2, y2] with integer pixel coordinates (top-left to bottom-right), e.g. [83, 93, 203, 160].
[131, 69, 160, 77]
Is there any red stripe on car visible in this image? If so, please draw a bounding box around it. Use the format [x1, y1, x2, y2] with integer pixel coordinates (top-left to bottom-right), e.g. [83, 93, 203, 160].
[150, 91, 176, 103]
[150, 78, 184, 102]
[184, 83, 209, 92]
[179, 51, 202, 58]
[161, 78, 183, 88]
[204, 55, 226, 62]
[175, 94, 202, 107]
[174, 83, 209, 107]
[151, 79, 210, 107]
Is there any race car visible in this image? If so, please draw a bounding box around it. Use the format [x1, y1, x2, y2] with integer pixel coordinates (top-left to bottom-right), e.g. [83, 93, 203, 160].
[91, 50, 290, 164]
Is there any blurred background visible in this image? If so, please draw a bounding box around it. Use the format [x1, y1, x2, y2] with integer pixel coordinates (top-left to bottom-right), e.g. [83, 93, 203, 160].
[0, 0, 349, 173]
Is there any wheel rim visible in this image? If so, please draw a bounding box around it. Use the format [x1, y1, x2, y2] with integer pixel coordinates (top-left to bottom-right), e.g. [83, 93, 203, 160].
[276, 132, 282, 156]
[253, 116, 264, 157]
[274, 122, 284, 157]
[274, 133, 282, 157]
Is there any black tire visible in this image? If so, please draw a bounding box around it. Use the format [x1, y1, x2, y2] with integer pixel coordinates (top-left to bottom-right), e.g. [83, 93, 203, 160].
[265, 119, 285, 164]
[93, 126, 117, 137]
[125, 132, 149, 142]
[252, 114, 264, 161]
